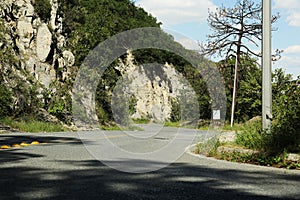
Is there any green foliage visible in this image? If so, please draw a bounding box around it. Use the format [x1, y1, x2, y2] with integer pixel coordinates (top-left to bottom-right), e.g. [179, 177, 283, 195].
[0, 19, 16, 65]
[59, 0, 160, 65]
[164, 121, 181, 127]
[0, 83, 12, 119]
[11, 78, 42, 117]
[96, 106, 110, 125]
[233, 69, 300, 154]
[235, 121, 263, 150]
[1, 117, 67, 133]
[48, 101, 65, 120]
[218, 55, 262, 122]
[169, 98, 180, 122]
[57, 0, 213, 125]
[267, 69, 300, 153]
[34, 0, 52, 22]
[132, 118, 151, 124]
[217, 149, 299, 169]
[196, 137, 220, 157]
[128, 95, 137, 115]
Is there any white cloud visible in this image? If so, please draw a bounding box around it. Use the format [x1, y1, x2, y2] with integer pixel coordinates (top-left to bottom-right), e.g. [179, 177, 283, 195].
[284, 45, 300, 54]
[274, 0, 300, 27]
[135, 0, 217, 25]
[273, 45, 300, 78]
[176, 38, 200, 50]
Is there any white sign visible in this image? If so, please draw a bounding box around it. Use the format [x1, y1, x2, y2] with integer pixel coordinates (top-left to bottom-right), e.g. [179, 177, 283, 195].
[213, 110, 221, 120]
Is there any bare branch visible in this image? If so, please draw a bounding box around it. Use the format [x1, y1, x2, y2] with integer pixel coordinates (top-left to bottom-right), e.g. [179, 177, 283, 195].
[201, 0, 279, 62]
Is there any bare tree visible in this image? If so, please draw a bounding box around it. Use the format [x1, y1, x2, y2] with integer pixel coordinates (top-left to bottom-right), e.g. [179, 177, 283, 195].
[201, 0, 280, 124]
[202, 0, 279, 60]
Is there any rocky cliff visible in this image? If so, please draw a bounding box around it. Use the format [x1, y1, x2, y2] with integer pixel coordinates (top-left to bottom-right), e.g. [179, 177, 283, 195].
[112, 51, 198, 123]
[0, 0, 200, 126]
[0, 0, 74, 119]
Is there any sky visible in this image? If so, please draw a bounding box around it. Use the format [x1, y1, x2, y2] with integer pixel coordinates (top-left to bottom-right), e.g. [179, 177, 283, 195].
[135, 0, 300, 79]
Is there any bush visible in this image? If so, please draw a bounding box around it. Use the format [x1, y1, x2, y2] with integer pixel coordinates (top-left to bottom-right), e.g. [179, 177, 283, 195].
[268, 70, 300, 153]
[34, 0, 52, 22]
[235, 121, 263, 150]
[0, 83, 12, 119]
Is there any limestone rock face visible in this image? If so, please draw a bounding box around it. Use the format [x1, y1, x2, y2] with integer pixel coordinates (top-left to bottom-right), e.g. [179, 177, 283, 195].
[113, 51, 198, 123]
[36, 23, 52, 62]
[0, 0, 74, 87]
[0, 0, 75, 118]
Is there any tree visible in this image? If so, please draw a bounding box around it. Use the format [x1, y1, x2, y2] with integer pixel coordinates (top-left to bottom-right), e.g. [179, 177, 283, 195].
[218, 55, 261, 122]
[201, 0, 279, 123]
[267, 69, 300, 153]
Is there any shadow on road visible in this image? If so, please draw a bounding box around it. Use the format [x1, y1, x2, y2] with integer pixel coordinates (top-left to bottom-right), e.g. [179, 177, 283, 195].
[0, 156, 299, 199]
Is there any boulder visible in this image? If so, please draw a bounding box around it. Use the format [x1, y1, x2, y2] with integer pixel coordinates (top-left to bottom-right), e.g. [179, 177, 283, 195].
[36, 23, 52, 62]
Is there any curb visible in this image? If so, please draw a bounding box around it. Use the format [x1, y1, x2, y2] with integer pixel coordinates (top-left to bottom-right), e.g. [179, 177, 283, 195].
[184, 143, 300, 173]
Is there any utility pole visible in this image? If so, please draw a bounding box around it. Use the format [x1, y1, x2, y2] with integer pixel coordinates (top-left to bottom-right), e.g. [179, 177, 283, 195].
[262, 0, 272, 131]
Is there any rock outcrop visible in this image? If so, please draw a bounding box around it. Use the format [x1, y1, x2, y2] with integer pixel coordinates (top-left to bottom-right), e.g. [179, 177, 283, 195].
[0, 0, 74, 114]
[113, 51, 199, 123]
[0, 1, 198, 126]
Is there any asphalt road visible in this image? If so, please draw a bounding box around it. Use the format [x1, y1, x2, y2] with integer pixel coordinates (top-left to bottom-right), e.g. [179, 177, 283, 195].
[0, 125, 299, 200]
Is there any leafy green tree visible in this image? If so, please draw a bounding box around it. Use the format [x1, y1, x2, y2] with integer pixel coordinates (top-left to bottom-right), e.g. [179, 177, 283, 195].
[268, 69, 300, 153]
[59, 0, 160, 65]
[218, 55, 261, 122]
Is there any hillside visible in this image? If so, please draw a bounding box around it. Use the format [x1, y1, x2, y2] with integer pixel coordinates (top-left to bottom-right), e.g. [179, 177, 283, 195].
[0, 0, 213, 129]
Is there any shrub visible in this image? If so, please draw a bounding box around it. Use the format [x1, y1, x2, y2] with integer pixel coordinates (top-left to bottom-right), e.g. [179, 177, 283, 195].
[34, 0, 52, 22]
[0, 83, 12, 119]
[235, 121, 263, 150]
[268, 70, 300, 153]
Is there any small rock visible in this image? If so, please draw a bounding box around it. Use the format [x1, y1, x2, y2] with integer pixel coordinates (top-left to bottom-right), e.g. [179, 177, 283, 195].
[217, 146, 260, 155]
[287, 153, 300, 162]
[218, 131, 236, 143]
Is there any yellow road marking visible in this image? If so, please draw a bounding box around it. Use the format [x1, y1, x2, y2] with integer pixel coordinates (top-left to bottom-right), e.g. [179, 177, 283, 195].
[12, 144, 21, 147]
[0, 145, 10, 149]
[0, 134, 126, 150]
[31, 141, 40, 145]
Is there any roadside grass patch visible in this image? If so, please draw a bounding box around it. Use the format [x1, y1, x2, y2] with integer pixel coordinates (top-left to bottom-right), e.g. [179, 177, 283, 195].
[164, 121, 181, 127]
[222, 123, 245, 131]
[1, 117, 68, 133]
[194, 121, 300, 170]
[132, 118, 151, 124]
[101, 124, 143, 131]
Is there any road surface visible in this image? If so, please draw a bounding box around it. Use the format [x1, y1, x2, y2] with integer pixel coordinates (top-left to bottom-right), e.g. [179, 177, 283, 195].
[0, 125, 299, 199]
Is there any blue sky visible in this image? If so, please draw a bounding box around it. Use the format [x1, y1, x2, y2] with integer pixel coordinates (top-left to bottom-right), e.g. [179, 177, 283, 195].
[135, 0, 300, 79]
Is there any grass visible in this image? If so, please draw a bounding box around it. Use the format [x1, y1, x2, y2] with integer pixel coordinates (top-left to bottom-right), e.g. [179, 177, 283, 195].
[1, 117, 68, 133]
[164, 121, 181, 127]
[100, 124, 143, 131]
[222, 123, 245, 131]
[216, 150, 300, 169]
[164, 121, 206, 129]
[132, 118, 151, 124]
[194, 120, 300, 170]
[164, 120, 245, 131]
